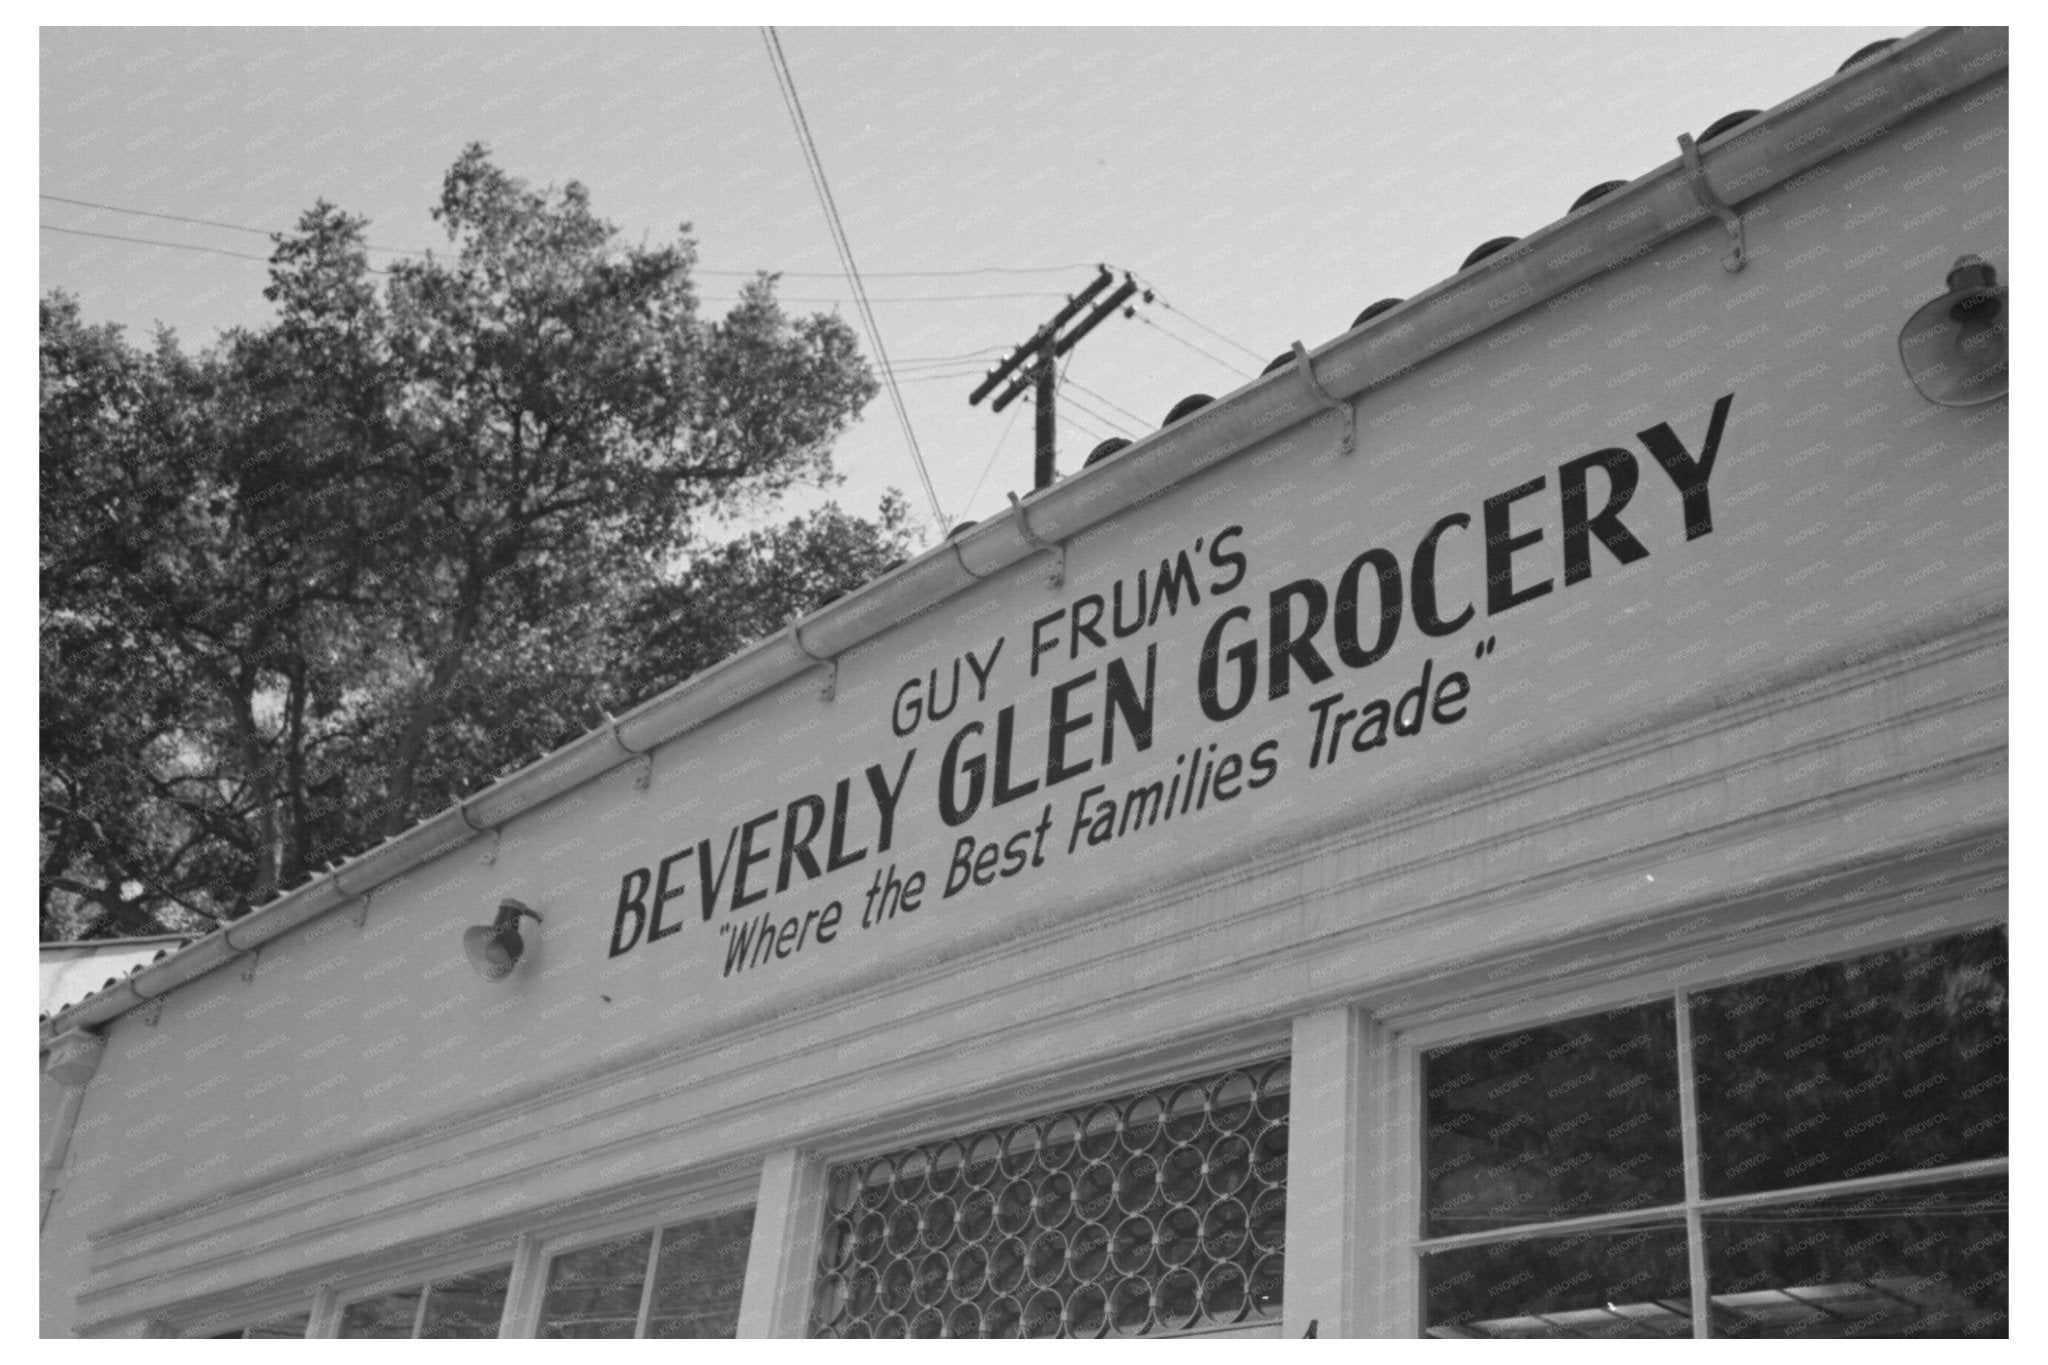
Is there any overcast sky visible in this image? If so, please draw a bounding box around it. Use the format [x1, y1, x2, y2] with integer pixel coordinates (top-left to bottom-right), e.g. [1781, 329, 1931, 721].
[40, 25, 1903, 540]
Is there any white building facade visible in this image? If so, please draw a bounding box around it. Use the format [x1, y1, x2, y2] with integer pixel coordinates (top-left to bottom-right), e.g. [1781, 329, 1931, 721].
[41, 27, 2006, 1340]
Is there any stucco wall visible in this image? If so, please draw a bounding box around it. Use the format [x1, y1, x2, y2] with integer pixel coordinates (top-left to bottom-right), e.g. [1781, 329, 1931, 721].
[43, 70, 2005, 1337]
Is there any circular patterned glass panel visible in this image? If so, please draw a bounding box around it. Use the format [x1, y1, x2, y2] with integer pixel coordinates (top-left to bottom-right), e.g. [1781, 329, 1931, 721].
[813, 1061, 1290, 1337]
[927, 1140, 964, 1195]
[1210, 1071, 1257, 1133]
[1068, 1282, 1110, 1338]
[1074, 1158, 1117, 1222]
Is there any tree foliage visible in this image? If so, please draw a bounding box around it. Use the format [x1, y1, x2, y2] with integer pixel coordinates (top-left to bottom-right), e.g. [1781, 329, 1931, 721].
[40, 146, 910, 941]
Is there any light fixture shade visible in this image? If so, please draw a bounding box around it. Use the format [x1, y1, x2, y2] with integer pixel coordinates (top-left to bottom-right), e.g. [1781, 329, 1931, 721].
[464, 899, 542, 981]
[44, 1029, 106, 1087]
[1900, 255, 2009, 407]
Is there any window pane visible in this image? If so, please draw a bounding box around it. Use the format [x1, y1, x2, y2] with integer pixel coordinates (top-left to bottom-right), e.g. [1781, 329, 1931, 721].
[1422, 1000, 1683, 1237]
[419, 1263, 512, 1339]
[1691, 926, 2008, 1197]
[647, 1208, 755, 1338]
[539, 1232, 654, 1339]
[210, 1309, 310, 1339]
[812, 1061, 1288, 1338]
[340, 1287, 421, 1338]
[1705, 1177, 2007, 1338]
[1422, 1221, 1693, 1338]
[243, 1311, 310, 1339]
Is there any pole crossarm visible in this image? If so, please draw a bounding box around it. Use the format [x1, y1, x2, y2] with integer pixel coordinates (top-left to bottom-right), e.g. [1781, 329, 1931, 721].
[968, 266, 1113, 406]
[970, 269, 1142, 490]
[990, 278, 1139, 413]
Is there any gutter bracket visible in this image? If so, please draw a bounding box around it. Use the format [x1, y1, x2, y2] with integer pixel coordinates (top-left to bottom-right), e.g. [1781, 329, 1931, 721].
[334, 871, 374, 929]
[458, 799, 502, 862]
[791, 622, 837, 703]
[607, 716, 654, 790]
[222, 918, 262, 983]
[1677, 131, 1747, 274]
[139, 996, 162, 1028]
[1290, 342, 1356, 454]
[1007, 492, 1066, 589]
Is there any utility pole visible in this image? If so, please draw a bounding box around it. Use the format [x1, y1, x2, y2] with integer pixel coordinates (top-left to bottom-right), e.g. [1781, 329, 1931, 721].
[969, 266, 1142, 490]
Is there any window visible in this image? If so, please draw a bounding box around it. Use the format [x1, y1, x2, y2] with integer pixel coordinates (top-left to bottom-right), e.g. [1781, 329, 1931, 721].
[208, 1309, 310, 1339]
[339, 1263, 511, 1338]
[536, 1207, 754, 1338]
[811, 1061, 1289, 1338]
[1416, 925, 2007, 1338]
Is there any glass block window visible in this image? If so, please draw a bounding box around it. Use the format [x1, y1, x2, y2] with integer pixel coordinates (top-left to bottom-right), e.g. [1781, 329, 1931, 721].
[537, 1207, 754, 1339]
[1418, 924, 2007, 1339]
[339, 1263, 511, 1339]
[812, 1061, 1289, 1338]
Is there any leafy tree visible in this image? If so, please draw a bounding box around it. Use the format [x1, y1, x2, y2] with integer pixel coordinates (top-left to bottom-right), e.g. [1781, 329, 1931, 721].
[611, 492, 917, 705]
[40, 146, 903, 941]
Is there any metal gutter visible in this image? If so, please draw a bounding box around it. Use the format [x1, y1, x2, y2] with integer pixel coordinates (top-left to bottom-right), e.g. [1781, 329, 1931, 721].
[40, 26, 2004, 1047]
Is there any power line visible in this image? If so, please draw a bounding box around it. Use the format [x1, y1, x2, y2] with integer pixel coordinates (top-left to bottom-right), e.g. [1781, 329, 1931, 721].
[1131, 310, 1254, 380]
[42, 192, 274, 238]
[37, 224, 1047, 310]
[41, 192, 421, 255]
[961, 398, 1027, 521]
[897, 351, 1012, 374]
[44, 190, 1082, 310]
[1053, 388, 1135, 438]
[897, 345, 1008, 365]
[1117, 266, 1265, 363]
[41, 223, 401, 274]
[1038, 399, 1113, 445]
[41, 222, 270, 263]
[752, 291, 1068, 304]
[1024, 343, 1125, 445]
[897, 359, 999, 376]
[902, 370, 992, 384]
[696, 263, 1095, 279]
[1061, 376, 1151, 429]
[42, 222, 400, 274]
[760, 27, 945, 532]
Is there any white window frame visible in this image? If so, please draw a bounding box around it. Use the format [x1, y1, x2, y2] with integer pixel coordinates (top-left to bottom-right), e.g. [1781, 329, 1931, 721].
[318, 1246, 520, 1339]
[175, 1299, 317, 1340]
[508, 1185, 759, 1339]
[1366, 894, 2007, 1339]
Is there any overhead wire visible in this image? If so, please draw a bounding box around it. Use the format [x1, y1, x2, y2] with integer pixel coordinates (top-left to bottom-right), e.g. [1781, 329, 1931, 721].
[1130, 310, 1254, 380]
[1051, 344, 1111, 438]
[897, 360, 1001, 376]
[760, 26, 946, 532]
[960, 399, 1027, 521]
[714, 290, 1067, 305]
[1054, 390, 1134, 438]
[45, 190, 1080, 313]
[696, 263, 1096, 279]
[1023, 346, 1120, 447]
[40, 222, 274, 264]
[1060, 376, 1151, 429]
[1116, 265, 1266, 364]
[44, 192, 1093, 283]
[41, 192, 422, 255]
[1046, 404, 1113, 444]
[897, 345, 1008, 365]
[902, 370, 994, 385]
